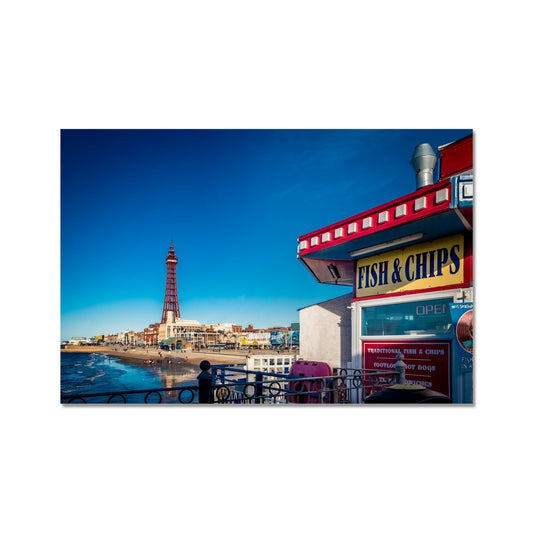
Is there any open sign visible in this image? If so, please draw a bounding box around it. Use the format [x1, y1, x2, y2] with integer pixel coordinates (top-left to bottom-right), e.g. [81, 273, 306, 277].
[416, 303, 447, 316]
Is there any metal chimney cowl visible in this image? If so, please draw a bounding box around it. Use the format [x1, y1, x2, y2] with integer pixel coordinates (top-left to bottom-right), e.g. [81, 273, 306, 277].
[410, 143, 437, 189]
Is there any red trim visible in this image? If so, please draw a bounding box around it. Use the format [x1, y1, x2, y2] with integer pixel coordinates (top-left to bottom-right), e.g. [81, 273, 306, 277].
[298, 180, 452, 257]
[352, 282, 472, 303]
[439, 134, 473, 180]
[463, 233, 473, 284]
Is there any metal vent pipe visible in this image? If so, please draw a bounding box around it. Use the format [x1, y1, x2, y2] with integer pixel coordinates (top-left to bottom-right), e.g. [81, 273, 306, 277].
[410, 143, 437, 189]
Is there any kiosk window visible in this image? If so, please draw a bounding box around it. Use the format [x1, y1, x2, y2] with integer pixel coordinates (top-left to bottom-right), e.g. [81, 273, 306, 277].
[362, 298, 453, 336]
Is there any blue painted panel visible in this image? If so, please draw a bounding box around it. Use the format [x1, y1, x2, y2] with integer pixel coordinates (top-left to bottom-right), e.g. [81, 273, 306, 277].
[450, 174, 473, 208]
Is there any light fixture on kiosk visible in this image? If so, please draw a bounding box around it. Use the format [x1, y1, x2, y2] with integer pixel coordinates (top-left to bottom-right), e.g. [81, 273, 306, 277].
[349, 232, 425, 258]
[327, 264, 341, 283]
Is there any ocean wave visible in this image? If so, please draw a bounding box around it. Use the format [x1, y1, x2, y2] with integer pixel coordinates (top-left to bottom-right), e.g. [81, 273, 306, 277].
[85, 369, 106, 383]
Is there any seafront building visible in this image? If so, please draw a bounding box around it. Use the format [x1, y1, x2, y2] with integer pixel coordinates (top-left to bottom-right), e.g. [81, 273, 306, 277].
[208, 323, 239, 333]
[240, 330, 270, 347]
[158, 310, 218, 350]
[142, 323, 160, 345]
[206, 323, 242, 347]
[97, 322, 300, 350]
[66, 337, 94, 346]
[116, 330, 137, 345]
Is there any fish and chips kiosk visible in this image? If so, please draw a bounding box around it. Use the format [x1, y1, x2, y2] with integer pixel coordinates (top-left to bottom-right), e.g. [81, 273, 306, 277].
[297, 134, 473, 403]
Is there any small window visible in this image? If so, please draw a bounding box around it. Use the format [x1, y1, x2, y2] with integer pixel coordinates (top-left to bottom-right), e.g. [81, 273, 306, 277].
[362, 217, 373, 229]
[362, 298, 454, 336]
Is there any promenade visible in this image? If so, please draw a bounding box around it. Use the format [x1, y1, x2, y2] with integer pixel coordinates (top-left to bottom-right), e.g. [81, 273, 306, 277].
[61, 344, 259, 366]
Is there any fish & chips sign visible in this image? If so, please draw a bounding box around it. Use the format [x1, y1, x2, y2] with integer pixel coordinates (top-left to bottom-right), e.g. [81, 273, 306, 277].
[355, 235, 464, 297]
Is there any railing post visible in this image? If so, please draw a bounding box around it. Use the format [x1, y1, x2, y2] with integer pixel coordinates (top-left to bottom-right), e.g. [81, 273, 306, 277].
[198, 360, 214, 404]
[254, 372, 263, 404]
[395, 352, 406, 384]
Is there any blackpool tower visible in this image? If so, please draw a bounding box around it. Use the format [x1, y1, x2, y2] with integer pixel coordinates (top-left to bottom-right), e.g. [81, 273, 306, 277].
[161, 241, 181, 323]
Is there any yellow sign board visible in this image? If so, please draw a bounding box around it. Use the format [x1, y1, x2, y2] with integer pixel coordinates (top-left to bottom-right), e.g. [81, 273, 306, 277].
[355, 234, 464, 297]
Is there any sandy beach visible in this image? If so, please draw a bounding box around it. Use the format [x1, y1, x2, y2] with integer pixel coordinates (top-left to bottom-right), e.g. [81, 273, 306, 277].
[61, 344, 252, 367]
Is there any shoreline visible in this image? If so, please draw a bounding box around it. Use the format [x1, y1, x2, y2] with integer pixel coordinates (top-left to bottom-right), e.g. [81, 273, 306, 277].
[61, 345, 252, 367]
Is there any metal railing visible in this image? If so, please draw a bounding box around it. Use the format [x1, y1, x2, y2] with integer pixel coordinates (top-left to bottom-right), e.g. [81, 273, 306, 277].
[61, 385, 198, 404]
[208, 364, 398, 404]
[61, 359, 398, 404]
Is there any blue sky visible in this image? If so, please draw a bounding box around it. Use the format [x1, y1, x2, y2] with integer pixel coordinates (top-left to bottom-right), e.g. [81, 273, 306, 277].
[61, 129, 471, 340]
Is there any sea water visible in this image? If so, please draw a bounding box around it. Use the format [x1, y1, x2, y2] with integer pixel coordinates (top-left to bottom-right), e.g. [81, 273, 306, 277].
[60, 352, 197, 404]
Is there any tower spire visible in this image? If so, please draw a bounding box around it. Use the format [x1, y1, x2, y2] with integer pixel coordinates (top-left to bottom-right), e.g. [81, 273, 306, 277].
[161, 241, 180, 323]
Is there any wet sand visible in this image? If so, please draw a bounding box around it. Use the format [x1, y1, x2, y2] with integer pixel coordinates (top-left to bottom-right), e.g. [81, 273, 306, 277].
[61, 345, 250, 368]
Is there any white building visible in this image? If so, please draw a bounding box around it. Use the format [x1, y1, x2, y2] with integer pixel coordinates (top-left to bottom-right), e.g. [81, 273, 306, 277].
[207, 323, 236, 332]
[246, 353, 300, 375]
[159, 311, 204, 341]
[68, 337, 92, 346]
[298, 293, 352, 370]
[117, 330, 135, 344]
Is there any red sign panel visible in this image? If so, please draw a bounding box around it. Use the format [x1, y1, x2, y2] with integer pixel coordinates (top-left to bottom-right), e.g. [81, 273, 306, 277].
[362, 340, 451, 398]
[439, 134, 473, 180]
